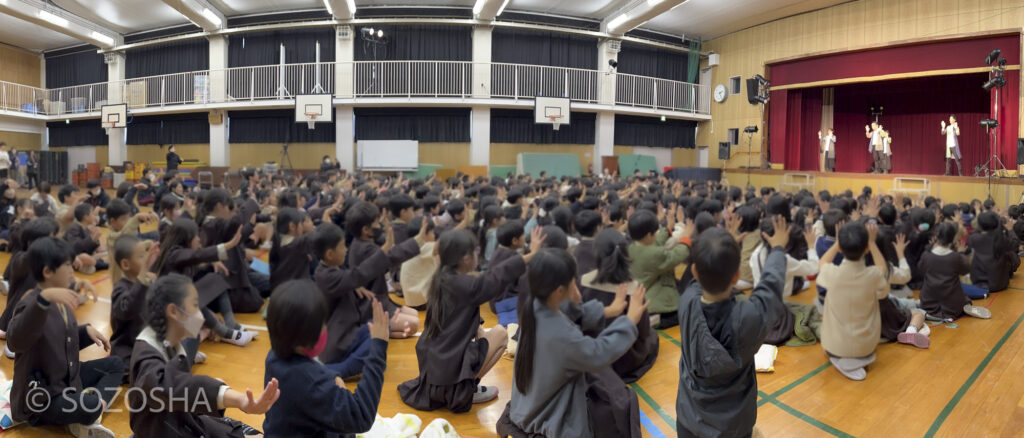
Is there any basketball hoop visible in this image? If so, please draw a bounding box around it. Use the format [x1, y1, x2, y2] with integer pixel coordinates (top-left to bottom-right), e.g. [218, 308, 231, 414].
[304, 113, 318, 130]
[102, 122, 116, 135]
[548, 114, 563, 131]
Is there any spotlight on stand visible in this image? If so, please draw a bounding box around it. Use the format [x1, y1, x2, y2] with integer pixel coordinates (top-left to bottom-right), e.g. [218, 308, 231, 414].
[743, 126, 759, 133]
[981, 118, 999, 128]
[983, 76, 1007, 91]
[985, 49, 1002, 65]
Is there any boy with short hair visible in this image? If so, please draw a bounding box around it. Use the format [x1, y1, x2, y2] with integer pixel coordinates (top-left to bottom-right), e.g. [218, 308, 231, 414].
[628, 208, 688, 328]
[817, 221, 889, 381]
[489, 219, 528, 312]
[814, 208, 848, 312]
[8, 237, 123, 437]
[105, 199, 158, 282]
[675, 218, 789, 438]
[109, 235, 158, 371]
[65, 203, 107, 273]
[30, 181, 59, 216]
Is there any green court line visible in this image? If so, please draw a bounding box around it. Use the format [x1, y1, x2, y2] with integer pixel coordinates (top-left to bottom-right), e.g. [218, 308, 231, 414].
[656, 330, 682, 346]
[765, 398, 856, 438]
[630, 382, 677, 431]
[763, 362, 832, 399]
[923, 311, 1024, 437]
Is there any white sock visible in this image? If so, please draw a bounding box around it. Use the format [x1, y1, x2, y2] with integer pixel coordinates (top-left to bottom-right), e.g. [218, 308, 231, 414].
[906, 326, 918, 334]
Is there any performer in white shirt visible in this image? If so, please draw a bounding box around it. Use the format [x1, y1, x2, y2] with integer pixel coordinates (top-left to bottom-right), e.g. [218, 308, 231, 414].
[941, 115, 962, 176]
[865, 122, 884, 173]
[818, 128, 837, 172]
[881, 128, 892, 174]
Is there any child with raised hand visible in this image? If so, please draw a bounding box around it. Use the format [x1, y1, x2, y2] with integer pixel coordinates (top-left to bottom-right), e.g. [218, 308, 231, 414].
[268, 207, 316, 292]
[106, 198, 158, 283]
[675, 217, 788, 438]
[8, 237, 123, 438]
[498, 248, 647, 438]
[345, 201, 421, 338]
[399, 227, 546, 413]
[129, 274, 279, 437]
[153, 218, 255, 346]
[818, 220, 889, 381]
[110, 235, 161, 371]
[579, 228, 659, 383]
[627, 207, 691, 329]
[264, 281, 390, 436]
[920, 222, 992, 320]
[196, 188, 263, 313]
[488, 219, 528, 311]
[875, 230, 930, 349]
[750, 218, 819, 298]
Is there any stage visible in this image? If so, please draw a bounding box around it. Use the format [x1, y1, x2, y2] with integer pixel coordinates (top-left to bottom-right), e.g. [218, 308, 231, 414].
[721, 168, 1024, 207]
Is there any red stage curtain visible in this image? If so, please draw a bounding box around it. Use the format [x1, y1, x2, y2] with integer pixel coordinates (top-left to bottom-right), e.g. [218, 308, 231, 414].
[830, 74, 990, 175]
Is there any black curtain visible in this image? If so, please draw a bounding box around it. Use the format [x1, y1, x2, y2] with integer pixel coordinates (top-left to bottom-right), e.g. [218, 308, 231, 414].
[617, 42, 689, 82]
[353, 25, 471, 61]
[229, 29, 335, 68]
[491, 108, 595, 144]
[47, 120, 107, 147]
[127, 113, 210, 145]
[492, 28, 597, 69]
[127, 39, 209, 78]
[45, 46, 106, 88]
[354, 107, 470, 142]
[614, 115, 697, 149]
[229, 109, 335, 143]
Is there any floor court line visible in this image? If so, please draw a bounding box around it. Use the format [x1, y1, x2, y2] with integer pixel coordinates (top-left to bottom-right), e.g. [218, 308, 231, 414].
[638, 407, 668, 438]
[923, 310, 1024, 437]
[630, 382, 677, 432]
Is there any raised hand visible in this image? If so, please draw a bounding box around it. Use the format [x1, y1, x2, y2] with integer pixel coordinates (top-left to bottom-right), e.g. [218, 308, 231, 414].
[866, 221, 879, 242]
[604, 283, 629, 318]
[239, 378, 280, 415]
[763, 215, 789, 248]
[368, 298, 391, 341]
[625, 285, 649, 325]
[894, 233, 908, 257]
[528, 226, 547, 254]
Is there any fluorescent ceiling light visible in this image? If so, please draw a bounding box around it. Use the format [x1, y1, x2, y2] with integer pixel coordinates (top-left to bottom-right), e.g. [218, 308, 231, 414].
[346, 0, 355, 14]
[201, 8, 222, 26]
[91, 31, 114, 45]
[607, 14, 629, 31]
[38, 10, 69, 27]
[647, 0, 664, 5]
[472, 0, 485, 15]
[323, 0, 333, 15]
[496, 0, 511, 16]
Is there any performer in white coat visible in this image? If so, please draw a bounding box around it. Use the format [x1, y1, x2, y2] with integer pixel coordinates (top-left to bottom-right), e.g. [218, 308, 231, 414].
[941, 115, 962, 176]
[865, 122, 884, 173]
[818, 129, 837, 172]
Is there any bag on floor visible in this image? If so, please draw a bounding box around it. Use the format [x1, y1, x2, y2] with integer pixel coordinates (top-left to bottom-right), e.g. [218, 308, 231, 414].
[420, 419, 459, 438]
[0, 379, 23, 430]
[357, 413, 422, 438]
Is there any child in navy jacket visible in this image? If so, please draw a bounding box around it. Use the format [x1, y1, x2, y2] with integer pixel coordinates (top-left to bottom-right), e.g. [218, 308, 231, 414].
[263, 280, 390, 437]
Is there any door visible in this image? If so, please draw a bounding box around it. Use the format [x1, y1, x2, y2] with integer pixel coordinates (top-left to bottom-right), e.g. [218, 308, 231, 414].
[601, 156, 619, 176]
[697, 146, 709, 168]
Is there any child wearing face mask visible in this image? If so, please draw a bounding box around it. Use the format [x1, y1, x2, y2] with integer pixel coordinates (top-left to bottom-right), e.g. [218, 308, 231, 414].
[129, 274, 279, 437]
[263, 280, 390, 436]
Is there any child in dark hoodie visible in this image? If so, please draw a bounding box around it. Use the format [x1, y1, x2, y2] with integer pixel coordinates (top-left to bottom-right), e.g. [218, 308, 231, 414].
[675, 217, 789, 437]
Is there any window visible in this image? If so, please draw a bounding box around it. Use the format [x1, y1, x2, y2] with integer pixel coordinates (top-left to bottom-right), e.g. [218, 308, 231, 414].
[729, 76, 741, 95]
[728, 128, 739, 145]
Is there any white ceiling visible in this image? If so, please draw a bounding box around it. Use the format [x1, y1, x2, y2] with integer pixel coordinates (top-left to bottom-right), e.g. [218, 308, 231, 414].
[645, 0, 849, 40]
[0, 0, 850, 53]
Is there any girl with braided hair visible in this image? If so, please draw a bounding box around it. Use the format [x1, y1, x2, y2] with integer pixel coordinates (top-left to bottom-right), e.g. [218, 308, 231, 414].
[128, 274, 279, 437]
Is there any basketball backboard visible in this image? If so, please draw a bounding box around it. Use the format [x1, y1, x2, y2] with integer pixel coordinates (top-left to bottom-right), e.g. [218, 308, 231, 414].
[296, 94, 333, 129]
[534, 97, 570, 130]
[100, 103, 128, 129]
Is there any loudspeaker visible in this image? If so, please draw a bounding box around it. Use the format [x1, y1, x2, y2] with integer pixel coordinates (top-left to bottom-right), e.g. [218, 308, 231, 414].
[746, 78, 760, 104]
[1017, 138, 1024, 165]
[718, 141, 731, 160]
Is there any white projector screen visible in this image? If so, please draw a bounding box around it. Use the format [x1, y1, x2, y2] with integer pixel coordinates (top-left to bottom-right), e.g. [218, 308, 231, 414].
[357, 140, 419, 171]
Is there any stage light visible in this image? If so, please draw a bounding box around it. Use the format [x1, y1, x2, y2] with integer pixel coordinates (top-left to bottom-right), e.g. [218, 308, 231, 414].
[983, 76, 1006, 91]
[985, 49, 1001, 65]
[981, 119, 999, 128]
[660, 115, 666, 122]
[744, 126, 758, 133]
[377, 29, 383, 38]
[999, 58, 1007, 68]
[367, 27, 374, 35]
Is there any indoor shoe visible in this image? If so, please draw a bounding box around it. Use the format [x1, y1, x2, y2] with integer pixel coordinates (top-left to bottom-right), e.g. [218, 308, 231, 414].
[67, 422, 115, 438]
[4, 344, 14, 359]
[920, 324, 931, 337]
[194, 351, 207, 364]
[897, 331, 930, 349]
[472, 385, 498, 404]
[964, 305, 992, 319]
[648, 314, 661, 328]
[829, 357, 867, 381]
[222, 329, 257, 346]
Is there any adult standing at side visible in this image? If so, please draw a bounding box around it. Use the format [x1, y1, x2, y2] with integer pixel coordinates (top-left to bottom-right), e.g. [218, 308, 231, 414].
[941, 115, 962, 176]
[165, 144, 183, 173]
[0, 143, 10, 180]
[865, 122, 884, 173]
[819, 128, 837, 172]
[25, 150, 38, 189]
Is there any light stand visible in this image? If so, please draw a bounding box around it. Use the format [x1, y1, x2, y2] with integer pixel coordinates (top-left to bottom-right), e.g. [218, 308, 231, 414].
[744, 126, 758, 187]
[280, 143, 293, 171]
[976, 48, 1008, 197]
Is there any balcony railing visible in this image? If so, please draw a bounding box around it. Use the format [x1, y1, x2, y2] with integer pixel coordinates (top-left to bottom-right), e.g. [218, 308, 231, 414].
[0, 61, 709, 117]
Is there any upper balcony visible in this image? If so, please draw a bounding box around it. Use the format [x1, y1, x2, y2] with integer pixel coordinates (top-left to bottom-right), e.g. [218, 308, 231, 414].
[0, 61, 709, 121]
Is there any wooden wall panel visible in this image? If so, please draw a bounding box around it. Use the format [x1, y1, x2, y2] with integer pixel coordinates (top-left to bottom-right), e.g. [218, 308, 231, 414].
[699, 0, 1024, 171]
[0, 131, 42, 150]
[0, 44, 40, 87]
[406, 142, 471, 169]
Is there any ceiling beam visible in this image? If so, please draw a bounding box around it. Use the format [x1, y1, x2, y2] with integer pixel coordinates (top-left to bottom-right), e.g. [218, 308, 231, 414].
[161, 0, 226, 32]
[324, 0, 356, 20]
[0, 0, 121, 48]
[602, 0, 689, 36]
[473, 0, 510, 21]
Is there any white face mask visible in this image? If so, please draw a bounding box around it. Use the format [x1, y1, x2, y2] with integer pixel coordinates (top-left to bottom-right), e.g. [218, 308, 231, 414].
[176, 306, 204, 338]
[92, 189, 101, 196]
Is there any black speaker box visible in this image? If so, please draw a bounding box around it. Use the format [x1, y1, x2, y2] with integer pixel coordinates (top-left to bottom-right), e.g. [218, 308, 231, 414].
[1017, 138, 1024, 165]
[718, 141, 731, 160]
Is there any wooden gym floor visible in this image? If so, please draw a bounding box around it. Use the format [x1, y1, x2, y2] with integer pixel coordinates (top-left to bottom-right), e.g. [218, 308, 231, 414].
[2, 193, 1024, 437]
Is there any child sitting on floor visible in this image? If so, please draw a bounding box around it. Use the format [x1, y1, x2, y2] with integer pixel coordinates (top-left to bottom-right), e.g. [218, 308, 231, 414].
[968, 211, 1021, 293]
[64, 203, 108, 273]
[628, 208, 688, 329]
[920, 222, 992, 320]
[818, 220, 888, 381]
